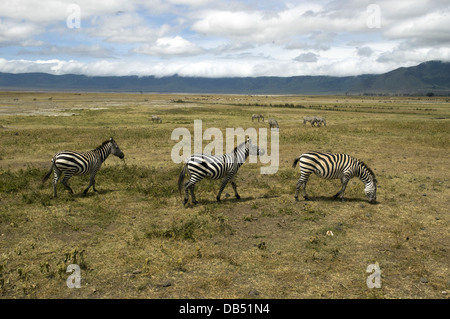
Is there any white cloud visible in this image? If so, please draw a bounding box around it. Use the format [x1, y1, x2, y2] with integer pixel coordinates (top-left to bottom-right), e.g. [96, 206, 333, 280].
[0, 19, 42, 44]
[0, 0, 449, 77]
[133, 36, 203, 56]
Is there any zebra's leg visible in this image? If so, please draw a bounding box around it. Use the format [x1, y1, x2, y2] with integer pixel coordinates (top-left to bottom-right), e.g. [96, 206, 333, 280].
[230, 177, 240, 199]
[333, 176, 350, 201]
[216, 176, 231, 202]
[52, 168, 62, 198]
[183, 182, 190, 205]
[184, 180, 197, 205]
[189, 184, 198, 205]
[61, 174, 74, 194]
[295, 173, 310, 201]
[83, 173, 97, 195]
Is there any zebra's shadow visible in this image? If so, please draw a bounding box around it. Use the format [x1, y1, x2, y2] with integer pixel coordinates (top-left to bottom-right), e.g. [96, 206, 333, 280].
[74, 189, 113, 197]
[186, 194, 279, 206]
[302, 196, 368, 203]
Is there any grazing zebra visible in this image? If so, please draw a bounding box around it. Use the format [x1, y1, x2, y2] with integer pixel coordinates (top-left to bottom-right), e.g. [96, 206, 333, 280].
[152, 115, 162, 123]
[252, 114, 264, 122]
[42, 138, 125, 197]
[178, 138, 265, 205]
[268, 118, 279, 129]
[303, 116, 316, 126]
[312, 117, 326, 127]
[292, 151, 377, 204]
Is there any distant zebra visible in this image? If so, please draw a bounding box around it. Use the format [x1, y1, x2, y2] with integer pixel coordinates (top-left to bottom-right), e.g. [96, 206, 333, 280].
[152, 115, 162, 123]
[292, 151, 377, 204]
[268, 118, 279, 129]
[178, 138, 265, 205]
[303, 116, 316, 126]
[42, 138, 125, 197]
[252, 114, 264, 122]
[312, 117, 326, 127]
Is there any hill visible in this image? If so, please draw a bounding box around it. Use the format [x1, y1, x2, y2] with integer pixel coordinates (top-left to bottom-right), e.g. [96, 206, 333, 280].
[0, 61, 449, 95]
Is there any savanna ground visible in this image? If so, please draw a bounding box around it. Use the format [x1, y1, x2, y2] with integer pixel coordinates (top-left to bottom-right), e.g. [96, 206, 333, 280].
[0, 91, 448, 299]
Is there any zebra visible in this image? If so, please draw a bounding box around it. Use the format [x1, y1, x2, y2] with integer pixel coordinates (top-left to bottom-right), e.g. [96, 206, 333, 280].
[268, 118, 279, 129]
[252, 114, 264, 122]
[42, 137, 125, 197]
[152, 115, 162, 123]
[312, 117, 326, 127]
[178, 137, 265, 205]
[303, 116, 316, 126]
[292, 151, 377, 204]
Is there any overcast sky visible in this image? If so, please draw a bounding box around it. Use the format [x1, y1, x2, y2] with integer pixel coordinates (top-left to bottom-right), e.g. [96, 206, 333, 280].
[0, 0, 449, 77]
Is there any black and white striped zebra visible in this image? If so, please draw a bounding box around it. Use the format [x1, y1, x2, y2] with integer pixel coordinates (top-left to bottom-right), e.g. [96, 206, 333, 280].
[292, 151, 377, 204]
[152, 115, 162, 123]
[312, 117, 326, 127]
[303, 116, 316, 126]
[178, 138, 265, 205]
[252, 114, 264, 122]
[42, 137, 124, 197]
[268, 118, 279, 129]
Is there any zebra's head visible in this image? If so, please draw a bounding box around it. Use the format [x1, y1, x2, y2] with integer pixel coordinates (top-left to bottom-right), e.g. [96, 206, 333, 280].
[247, 138, 265, 156]
[364, 179, 377, 204]
[109, 138, 125, 159]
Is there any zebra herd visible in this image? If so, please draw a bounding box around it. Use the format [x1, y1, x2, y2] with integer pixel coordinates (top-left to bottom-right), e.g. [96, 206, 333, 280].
[43, 134, 377, 205]
[303, 116, 326, 127]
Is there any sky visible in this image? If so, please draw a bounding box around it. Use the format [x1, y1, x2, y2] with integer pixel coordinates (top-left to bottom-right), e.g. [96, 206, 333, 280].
[0, 0, 449, 78]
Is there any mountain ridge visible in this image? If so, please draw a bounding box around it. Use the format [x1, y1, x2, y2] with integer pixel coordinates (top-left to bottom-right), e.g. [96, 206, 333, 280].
[0, 61, 449, 95]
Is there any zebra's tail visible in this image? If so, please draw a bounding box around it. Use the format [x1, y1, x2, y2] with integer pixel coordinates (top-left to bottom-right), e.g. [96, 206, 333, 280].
[178, 162, 188, 195]
[292, 156, 301, 168]
[42, 159, 55, 184]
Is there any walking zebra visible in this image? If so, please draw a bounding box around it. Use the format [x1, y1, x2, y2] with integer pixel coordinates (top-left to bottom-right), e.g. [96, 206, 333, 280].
[178, 138, 265, 205]
[252, 114, 264, 122]
[42, 138, 125, 197]
[292, 151, 377, 204]
[152, 115, 162, 123]
[268, 118, 279, 129]
[303, 116, 316, 126]
[312, 117, 326, 127]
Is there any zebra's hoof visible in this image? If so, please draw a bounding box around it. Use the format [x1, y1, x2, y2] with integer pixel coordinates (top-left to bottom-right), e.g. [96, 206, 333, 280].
[235, 195, 241, 200]
[294, 197, 299, 202]
[216, 198, 221, 202]
[192, 200, 198, 205]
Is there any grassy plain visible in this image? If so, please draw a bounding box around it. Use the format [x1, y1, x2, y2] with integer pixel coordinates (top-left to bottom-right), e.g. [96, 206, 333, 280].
[0, 91, 449, 299]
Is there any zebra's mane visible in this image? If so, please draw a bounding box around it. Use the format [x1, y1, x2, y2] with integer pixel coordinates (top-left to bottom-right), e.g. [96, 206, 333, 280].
[358, 159, 377, 182]
[232, 141, 248, 154]
[95, 139, 112, 151]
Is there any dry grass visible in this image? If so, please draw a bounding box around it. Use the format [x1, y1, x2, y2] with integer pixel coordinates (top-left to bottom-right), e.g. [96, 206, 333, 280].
[0, 91, 449, 299]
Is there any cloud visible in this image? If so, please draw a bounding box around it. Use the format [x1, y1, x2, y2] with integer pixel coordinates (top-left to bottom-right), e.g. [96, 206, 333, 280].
[357, 46, 374, 57]
[0, 19, 43, 45]
[133, 36, 204, 57]
[294, 52, 319, 63]
[87, 12, 172, 44]
[0, 0, 450, 78]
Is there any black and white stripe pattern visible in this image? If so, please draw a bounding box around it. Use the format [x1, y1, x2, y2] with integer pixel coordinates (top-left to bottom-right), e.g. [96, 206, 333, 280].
[292, 151, 377, 204]
[252, 114, 264, 122]
[178, 138, 264, 205]
[43, 137, 124, 197]
[312, 117, 326, 126]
